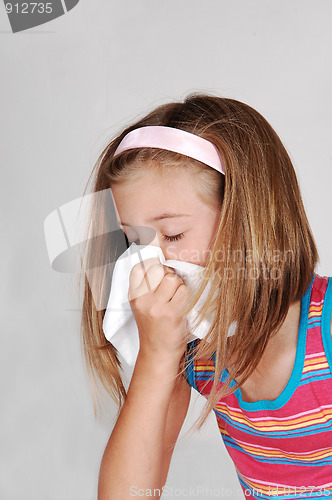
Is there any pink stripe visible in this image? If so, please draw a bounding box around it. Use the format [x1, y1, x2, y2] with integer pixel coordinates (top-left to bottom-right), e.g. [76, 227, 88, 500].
[227, 434, 332, 455]
[305, 352, 325, 359]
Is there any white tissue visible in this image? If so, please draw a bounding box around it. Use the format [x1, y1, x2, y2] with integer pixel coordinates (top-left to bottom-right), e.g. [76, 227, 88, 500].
[102, 243, 236, 367]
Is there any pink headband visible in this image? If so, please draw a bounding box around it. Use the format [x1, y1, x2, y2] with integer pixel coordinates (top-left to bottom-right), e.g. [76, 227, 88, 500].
[112, 125, 225, 175]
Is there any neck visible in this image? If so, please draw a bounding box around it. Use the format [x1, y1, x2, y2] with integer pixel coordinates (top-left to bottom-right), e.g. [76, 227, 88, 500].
[226, 299, 302, 376]
[267, 299, 302, 349]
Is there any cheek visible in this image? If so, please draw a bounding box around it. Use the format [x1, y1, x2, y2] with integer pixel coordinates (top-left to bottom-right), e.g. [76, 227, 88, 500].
[163, 217, 220, 264]
[182, 227, 215, 265]
[190, 223, 212, 248]
[164, 240, 203, 265]
[201, 213, 220, 244]
[164, 243, 191, 262]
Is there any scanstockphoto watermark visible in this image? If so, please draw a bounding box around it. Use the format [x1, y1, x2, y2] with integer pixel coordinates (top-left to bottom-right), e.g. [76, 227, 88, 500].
[129, 484, 332, 498]
[167, 246, 296, 267]
[129, 485, 244, 497]
[167, 245, 295, 283]
[205, 264, 290, 282]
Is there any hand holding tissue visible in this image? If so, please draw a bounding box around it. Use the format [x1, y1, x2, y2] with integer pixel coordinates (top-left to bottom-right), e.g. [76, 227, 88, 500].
[102, 243, 237, 367]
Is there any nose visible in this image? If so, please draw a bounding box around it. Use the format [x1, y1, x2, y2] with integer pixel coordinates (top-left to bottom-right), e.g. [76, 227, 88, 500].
[139, 232, 172, 260]
[132, 226, 158, 246]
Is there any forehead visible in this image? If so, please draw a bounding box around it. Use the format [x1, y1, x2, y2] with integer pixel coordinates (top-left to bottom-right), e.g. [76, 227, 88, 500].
[110, 168, 202, 222]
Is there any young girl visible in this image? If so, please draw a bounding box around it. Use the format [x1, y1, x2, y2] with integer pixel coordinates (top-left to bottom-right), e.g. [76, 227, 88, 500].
[80, 93, 332, 499]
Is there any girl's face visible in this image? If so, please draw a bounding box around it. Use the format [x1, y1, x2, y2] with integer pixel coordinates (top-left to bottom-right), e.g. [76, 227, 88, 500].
[111, 167, 221, 266]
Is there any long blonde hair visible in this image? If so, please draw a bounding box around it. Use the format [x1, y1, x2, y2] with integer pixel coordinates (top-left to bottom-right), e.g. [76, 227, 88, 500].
[79, 93, 319, 428]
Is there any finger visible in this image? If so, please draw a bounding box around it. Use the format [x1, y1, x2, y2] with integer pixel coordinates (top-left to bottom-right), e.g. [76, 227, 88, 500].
[129, 258, 162, 289]
[151, 272, 185, 304]
[129, 260, 175, 291]
[129, 263, 166, 300]
[170, 283, 190, 309]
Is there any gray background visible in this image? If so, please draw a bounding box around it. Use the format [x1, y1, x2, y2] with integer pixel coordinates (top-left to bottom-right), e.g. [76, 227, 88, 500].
[1, 1, 332, 499]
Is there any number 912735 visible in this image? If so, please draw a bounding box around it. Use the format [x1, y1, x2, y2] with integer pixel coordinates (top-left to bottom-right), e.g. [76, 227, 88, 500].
[5, 3, 53, 14]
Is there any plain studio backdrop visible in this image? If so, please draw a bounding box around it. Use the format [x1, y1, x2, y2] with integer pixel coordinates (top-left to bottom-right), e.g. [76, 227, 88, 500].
[1, 1, 332, 499]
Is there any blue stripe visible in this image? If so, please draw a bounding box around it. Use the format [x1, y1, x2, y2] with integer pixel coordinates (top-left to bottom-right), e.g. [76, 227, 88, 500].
[214, 409, 332, 438]
[223, 436, 332, 464]
[225, 443, 332, 466]
[299, 372, 332, 385]
[308, 320, 322, 328]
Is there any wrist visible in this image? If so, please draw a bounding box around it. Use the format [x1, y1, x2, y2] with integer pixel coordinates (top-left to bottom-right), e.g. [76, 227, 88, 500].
[126, 353, 181, 409]
[136, 348, 182, 377]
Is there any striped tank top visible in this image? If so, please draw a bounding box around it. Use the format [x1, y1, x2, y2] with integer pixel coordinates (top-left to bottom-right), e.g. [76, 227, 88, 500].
[185, 273, 332, 498]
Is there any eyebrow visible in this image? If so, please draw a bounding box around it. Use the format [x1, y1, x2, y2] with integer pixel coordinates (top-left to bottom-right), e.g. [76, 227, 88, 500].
[120, 213, 191, 226]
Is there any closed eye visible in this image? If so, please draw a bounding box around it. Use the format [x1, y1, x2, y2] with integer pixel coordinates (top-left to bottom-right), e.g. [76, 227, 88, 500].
[123, 228, 185, 244]
[162, 233, 184, 242]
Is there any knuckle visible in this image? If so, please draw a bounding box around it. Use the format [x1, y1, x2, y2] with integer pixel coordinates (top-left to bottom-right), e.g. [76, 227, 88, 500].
[132, 261, 144, 273]
[146, 263, 164, 279]
[129, 263, 143, 281]
[164, 272, 181, 282]
[149, 262, 164, 273]
[146, 265, 165, 288]
[175, 284, 190, 301]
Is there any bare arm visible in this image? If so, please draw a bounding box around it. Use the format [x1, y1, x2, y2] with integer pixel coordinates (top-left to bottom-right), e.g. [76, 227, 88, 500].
[98, 355, 191, 499]
[161, 371, 191, 487]
[98, 259, 192, 499]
